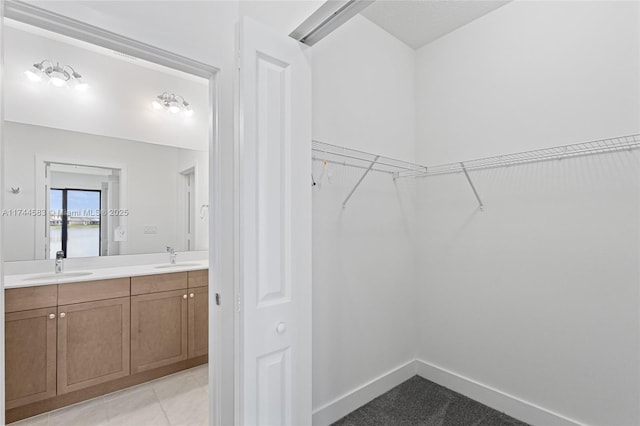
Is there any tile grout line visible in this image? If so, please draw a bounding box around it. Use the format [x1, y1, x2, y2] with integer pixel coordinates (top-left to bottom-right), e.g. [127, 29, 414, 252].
[151, 382, 174, 426]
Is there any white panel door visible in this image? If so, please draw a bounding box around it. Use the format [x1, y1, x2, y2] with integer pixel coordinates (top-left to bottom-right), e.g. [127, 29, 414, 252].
[238, 17, 312, 426]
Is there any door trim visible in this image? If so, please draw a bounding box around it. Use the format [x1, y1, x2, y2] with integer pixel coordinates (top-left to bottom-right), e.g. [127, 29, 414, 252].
[0, 0, 6, 421]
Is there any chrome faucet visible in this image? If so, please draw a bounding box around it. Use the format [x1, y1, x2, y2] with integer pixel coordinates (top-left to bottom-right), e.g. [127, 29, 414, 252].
[55, 250, 64, 274]
[166, 246, 177, 264]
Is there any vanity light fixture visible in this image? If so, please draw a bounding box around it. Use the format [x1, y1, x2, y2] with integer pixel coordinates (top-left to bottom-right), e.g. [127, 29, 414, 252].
[24, 60, 89, 91]
[152, 92, 194, 116]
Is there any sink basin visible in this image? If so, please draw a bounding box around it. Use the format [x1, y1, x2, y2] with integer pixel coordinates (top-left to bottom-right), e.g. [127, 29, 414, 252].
[23, 271, 94, 281]
[154, 262, 202, 269]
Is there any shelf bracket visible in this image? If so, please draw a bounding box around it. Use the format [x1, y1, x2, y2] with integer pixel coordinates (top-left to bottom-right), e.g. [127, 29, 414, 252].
[343, 155, 380, 208]
[460, 162, 484, 211]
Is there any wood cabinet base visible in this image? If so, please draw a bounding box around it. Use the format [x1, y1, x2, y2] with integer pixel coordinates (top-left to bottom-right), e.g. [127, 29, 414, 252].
[6, 355, 207, 424]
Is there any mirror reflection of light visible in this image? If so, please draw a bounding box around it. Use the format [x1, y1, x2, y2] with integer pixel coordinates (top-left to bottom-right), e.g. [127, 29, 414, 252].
[69, 78, 89, 91]
[49, 76, 66, 87]
[24, 60, 88, 90]
[24, 69, 43, 82]
[152, 92, 193, 117]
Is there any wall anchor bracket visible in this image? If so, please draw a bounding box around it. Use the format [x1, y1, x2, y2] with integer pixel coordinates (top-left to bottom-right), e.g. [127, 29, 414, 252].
[343, 155, 380, 208]
[460, 162, 484, 211]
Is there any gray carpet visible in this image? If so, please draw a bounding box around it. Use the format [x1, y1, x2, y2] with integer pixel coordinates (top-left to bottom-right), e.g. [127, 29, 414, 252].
[331, 376, 530, 426]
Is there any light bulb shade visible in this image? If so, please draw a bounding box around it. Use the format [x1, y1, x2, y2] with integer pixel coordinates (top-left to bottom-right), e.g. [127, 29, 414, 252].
[24, 69, 43, 82]
[69, 78, 89, 91]
[25, 60, 86, 90]
[153, 93, 193, 116]
[49, 76, 67, 87]
[48, 66, 69, 87]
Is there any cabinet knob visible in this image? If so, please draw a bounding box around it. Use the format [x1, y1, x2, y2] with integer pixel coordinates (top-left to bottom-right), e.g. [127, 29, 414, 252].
[276, 322, 286, 335]
[59, 312, 66, 318]
[189, 293, 195, 298]
[48, 313, 55, 320]
[183, 294, 188, 299]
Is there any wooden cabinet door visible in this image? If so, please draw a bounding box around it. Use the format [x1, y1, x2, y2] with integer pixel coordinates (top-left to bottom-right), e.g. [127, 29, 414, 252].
[131, 289, 188, 374]
[57, 297, 130, 394]
[5, 307, 57, 409]
[188, 286, 208, 358]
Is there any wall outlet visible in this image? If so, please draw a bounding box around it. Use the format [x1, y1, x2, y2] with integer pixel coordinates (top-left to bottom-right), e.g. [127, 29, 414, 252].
[143, 225, 158, 234]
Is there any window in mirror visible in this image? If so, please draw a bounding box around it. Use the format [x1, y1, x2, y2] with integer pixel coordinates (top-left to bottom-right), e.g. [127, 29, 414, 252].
[49, 188, 101, 259]
[44, 162, 120, 259]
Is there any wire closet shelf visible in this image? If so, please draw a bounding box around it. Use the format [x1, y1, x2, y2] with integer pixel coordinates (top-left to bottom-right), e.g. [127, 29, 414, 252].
[398, 134, 640, 178]
[312, 140, 427, 176]
[312, 134, 640, 209]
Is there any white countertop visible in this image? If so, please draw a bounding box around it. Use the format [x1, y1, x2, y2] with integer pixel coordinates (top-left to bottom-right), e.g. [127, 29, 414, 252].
[4, 260, 209, 289]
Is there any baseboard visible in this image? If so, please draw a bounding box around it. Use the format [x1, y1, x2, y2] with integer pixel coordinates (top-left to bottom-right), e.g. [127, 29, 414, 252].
[312, 359, 417, 426]
[414, 358, 584, 426]
[312, 358, 585, 426]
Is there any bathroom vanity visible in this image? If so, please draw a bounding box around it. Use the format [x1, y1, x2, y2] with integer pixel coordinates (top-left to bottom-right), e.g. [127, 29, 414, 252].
[4, 266, 209, 423]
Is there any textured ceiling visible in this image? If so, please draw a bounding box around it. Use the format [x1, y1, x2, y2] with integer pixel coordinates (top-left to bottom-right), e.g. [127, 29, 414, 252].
[360, 0, 511, 49]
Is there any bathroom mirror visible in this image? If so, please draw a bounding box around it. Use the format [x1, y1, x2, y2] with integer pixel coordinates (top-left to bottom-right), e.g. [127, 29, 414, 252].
[2, 18, 209, 262]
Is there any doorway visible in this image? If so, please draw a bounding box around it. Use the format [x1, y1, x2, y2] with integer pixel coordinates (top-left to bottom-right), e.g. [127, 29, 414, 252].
[180, 167, 196, 252]
[0, 2, 222, 425]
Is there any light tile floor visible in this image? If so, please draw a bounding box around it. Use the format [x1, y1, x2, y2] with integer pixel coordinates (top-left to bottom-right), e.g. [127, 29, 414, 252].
[12, 365, 209, 426]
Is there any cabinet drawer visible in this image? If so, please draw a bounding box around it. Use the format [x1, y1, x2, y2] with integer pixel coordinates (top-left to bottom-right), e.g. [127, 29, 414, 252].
[58, 278, 130, 305]
[131, 272, 187, 295]
[5, 286, 58, 313]
[188, 270, 208, 288]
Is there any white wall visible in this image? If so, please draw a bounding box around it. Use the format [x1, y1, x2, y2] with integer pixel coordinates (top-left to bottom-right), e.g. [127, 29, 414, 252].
[311, 14, 418, 420]
[312, 14, 416, 160]
[3, 121, 208, 260]
[414, 2, 640, 425]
